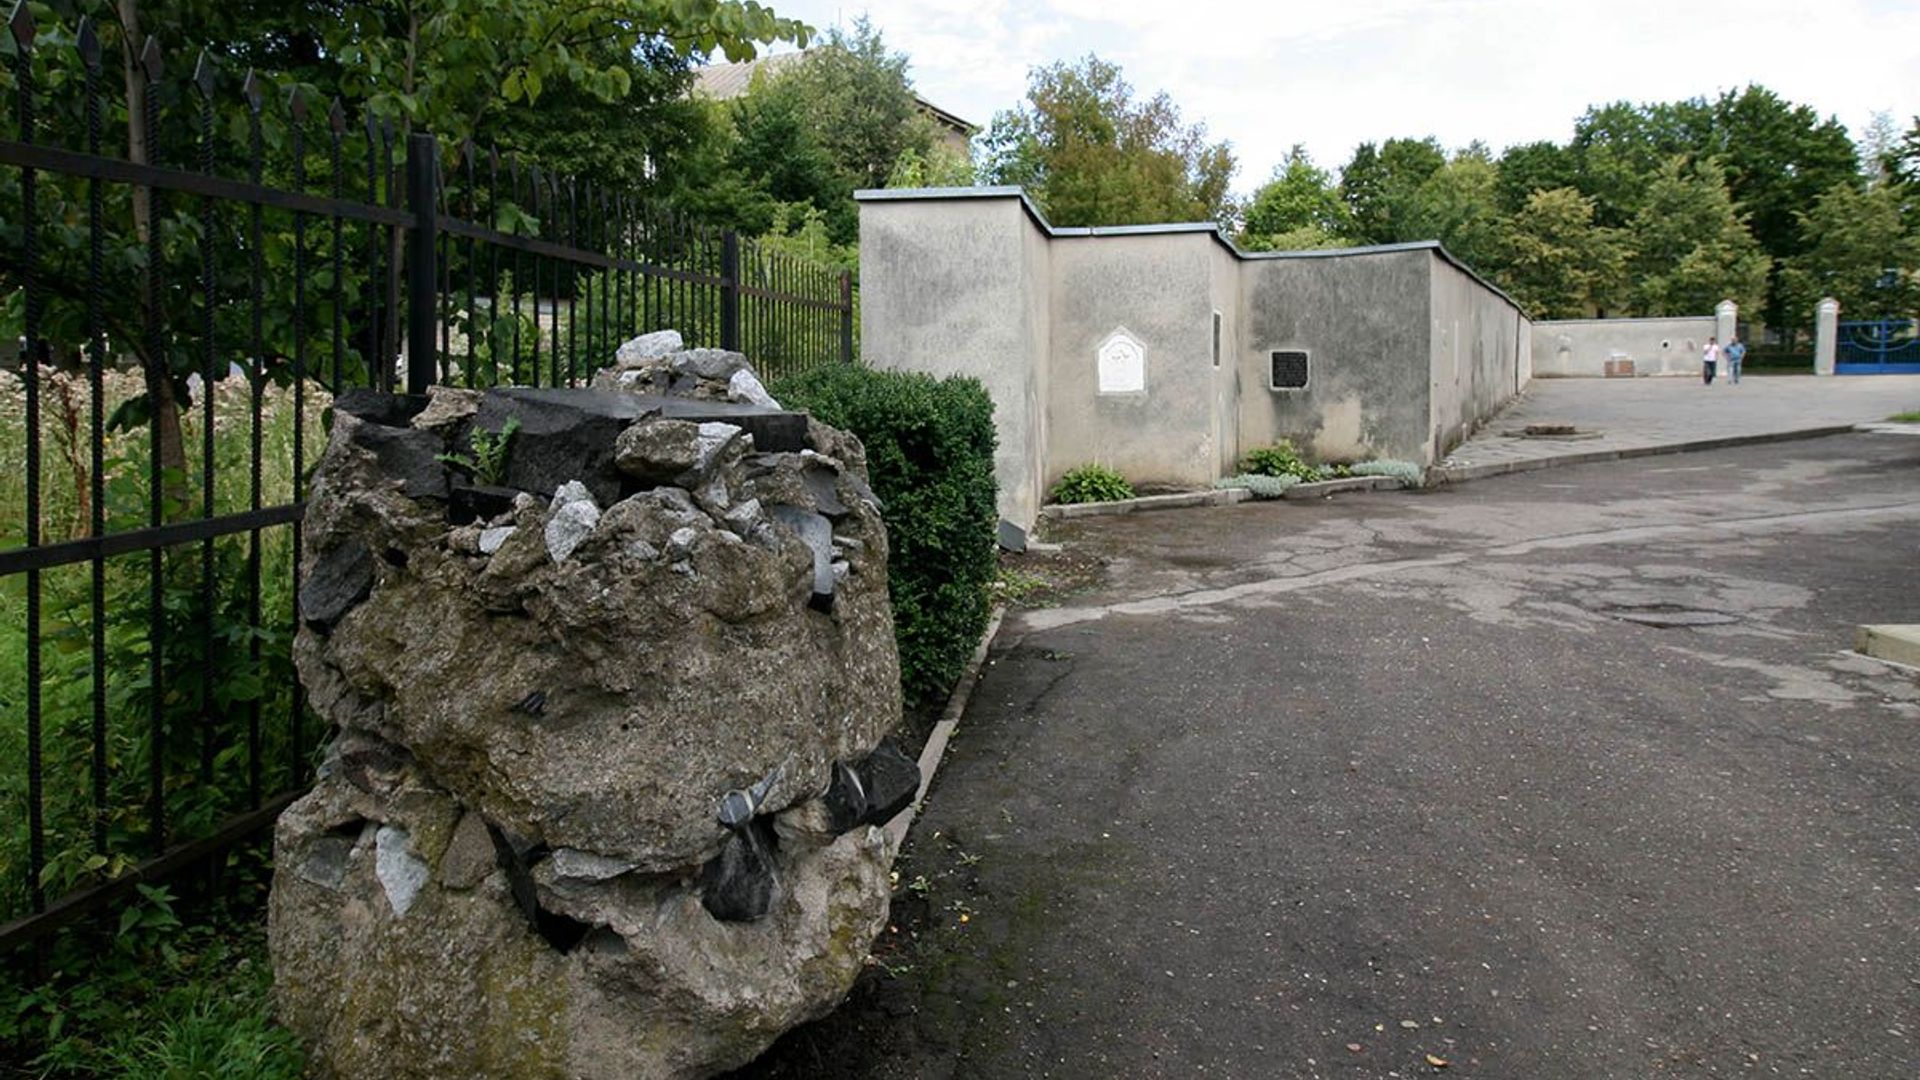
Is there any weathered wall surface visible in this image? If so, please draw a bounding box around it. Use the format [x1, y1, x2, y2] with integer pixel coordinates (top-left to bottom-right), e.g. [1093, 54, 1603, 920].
[859, 196, 1048, 528]
[1531, 316, 1714, 378]
[1045, 232, 1218, 489]
[1430, 257, 1530, 457]
[1239, 248, 1433, 464]
[1210, 243, 1242, 476]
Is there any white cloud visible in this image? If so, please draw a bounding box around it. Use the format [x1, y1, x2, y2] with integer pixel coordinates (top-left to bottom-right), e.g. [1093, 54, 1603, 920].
[770, 0, 1920, 193]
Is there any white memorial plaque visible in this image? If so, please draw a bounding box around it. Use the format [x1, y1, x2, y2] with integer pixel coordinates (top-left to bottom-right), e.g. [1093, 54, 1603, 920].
[1097, 329, 1145, 394]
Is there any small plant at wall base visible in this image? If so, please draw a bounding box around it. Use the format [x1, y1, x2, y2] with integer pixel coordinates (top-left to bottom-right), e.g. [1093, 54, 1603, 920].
[1216, 473, 1299, 499]
[1049, 464, 1135, 505]
[1240, 440, 1320, 482]
[1348, 459, 1424, 486]
[437, 417, 521, 485]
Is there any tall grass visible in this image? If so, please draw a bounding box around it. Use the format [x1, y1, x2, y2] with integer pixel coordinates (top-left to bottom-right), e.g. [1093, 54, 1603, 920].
[0, 364, 329, 925]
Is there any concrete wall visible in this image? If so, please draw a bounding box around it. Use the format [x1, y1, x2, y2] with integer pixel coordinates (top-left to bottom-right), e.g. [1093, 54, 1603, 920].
[856, 187, 1530, 529]
[1430, 257, 1530, 457]
[1045, 232, 1219, 489]
[858, 196, 1049, 527]
[1238, 249, 1433, 464]
[1531, 316, 1714, 378]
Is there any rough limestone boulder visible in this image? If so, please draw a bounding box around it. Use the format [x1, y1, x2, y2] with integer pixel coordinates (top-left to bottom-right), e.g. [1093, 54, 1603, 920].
[272, 338, 916, 1079]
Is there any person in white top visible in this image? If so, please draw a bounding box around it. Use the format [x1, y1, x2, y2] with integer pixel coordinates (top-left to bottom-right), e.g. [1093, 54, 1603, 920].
[1702, 336, 1721, 385]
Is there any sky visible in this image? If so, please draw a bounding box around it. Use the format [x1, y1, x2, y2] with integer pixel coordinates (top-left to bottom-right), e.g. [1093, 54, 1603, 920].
[758, 0, 1920, 195]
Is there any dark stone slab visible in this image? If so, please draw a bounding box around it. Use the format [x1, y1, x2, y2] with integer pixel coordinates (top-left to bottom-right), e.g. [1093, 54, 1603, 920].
[855, 740, 921, 827]
[299, 539, 375, 629]
[700, 819, 779, 922]
[448, 482, 519, 526]
[646, 395, 809, 453]
[997, 519, 1028, 553]
[335, 389, 429, 427]
[476, 388, 659, 506]
[803, 463, 848, 518]
[347, 421, 450, 500]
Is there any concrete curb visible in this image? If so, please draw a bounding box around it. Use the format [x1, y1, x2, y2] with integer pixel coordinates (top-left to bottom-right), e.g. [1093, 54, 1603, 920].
[886, 605, 1007, 853]
[1432, 424, 1861, 485]
[1856, 625, 1920, 669]
[1039, 488, 1251, 521]
[1281, 475, 1404, 500]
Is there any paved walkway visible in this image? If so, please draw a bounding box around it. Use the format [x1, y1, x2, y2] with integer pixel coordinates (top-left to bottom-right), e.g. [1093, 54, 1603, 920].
[739, 432, 1920, 1079]
[1437, 374, 1920, 481]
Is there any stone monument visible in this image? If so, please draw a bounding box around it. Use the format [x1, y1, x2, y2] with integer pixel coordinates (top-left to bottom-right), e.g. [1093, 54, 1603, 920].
[271, 332, 919, 1078]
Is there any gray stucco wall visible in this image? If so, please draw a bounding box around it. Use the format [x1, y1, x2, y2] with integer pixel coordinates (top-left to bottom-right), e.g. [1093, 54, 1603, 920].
[1430, 258, 1529, 457]
[1531, 316, 1714, 377]
[858, 196, 1049, 527]
[1238, 249, 1434, 464]
[857, 188, 1529, 524]
[1045, 233, 1218, 489]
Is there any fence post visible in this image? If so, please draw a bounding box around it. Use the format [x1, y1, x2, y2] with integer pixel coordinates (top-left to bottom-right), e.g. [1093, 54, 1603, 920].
[720, 230, 741, 352]
[839, 270, 854, 363]
[1813, 298, 1839, 376]
[405, 132, 438, 395]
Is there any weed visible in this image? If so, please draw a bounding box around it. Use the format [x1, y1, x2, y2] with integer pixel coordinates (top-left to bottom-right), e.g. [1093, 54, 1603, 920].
[1887, 410, 1920, 423]
[437, 415, 520, 485]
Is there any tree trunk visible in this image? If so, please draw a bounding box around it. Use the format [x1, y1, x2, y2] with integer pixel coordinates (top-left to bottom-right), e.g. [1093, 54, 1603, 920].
[117, 0, 190, 517]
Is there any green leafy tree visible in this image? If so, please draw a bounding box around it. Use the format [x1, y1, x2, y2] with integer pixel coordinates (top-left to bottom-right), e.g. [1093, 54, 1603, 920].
[1780, 182, 1920, 322]
[1336, 136, 1444, 244]
[1568, 98, 1715, 227]
[1496, 187, 1627, 318]
[1495, 140, 1577, 213]
[1626, 156, 1771, 316]
[981, 55, 1236, 228]
[763, 17, 940, 192]
[1401, 148, 1504, 270]
[1240, 145, 1350, 248]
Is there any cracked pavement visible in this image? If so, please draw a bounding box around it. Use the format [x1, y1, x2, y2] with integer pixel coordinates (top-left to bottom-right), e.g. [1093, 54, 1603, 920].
[738, 431, 1920, 1080]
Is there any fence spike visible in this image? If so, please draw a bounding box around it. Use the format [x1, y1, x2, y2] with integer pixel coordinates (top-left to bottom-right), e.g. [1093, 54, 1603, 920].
[328, 96, 346, 134]
[76, 15, 100, 70]
[192, 50, 216, 100]
[288, 84, 308, 123]
[7, 1, 33, 49]
[139, 35, 163, 81]
[242, 68, 263, 112]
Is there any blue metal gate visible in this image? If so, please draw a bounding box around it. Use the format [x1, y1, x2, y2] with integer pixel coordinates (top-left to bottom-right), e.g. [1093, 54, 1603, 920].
[1836, 319, 1920, 374]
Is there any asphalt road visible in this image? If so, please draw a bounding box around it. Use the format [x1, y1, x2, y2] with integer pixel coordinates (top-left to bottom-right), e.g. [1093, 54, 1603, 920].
[736, 432, 1920, 1080]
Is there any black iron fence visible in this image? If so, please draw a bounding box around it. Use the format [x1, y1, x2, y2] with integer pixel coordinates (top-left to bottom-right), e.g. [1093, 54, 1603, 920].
[0, 10, 855, 951]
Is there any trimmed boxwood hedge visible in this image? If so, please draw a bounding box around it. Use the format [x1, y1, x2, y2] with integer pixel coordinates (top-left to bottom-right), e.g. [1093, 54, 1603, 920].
[771, 365, 999, 708]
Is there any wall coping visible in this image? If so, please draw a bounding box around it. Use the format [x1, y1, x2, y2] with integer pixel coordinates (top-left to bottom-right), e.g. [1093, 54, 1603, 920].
[855, 185, 1530, 318]
[1531, 315, 1716, 327]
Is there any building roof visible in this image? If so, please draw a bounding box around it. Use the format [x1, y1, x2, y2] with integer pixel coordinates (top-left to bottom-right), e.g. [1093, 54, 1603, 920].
[692, 53, 977, 136]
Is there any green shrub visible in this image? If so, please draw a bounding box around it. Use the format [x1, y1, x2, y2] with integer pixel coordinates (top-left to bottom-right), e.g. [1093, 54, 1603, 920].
[772, 365, 998, 708]
[1240, 440, 1319, 481]
[1215, 472, 1299, 499]
[1049, 464, 1135, 505]
[1348, 459, 1424, 486]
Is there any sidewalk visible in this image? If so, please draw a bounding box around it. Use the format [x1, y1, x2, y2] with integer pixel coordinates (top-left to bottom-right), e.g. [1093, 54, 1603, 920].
[1436, 373, 1920, 482]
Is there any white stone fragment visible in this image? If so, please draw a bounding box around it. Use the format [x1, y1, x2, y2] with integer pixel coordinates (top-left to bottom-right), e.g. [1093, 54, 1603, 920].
[375, 825, 430, 917]
[727, 368, 780, 409]
[478, 526, 515, 555]
[615, 329, 683, 367]
[549, 848, 641, 883]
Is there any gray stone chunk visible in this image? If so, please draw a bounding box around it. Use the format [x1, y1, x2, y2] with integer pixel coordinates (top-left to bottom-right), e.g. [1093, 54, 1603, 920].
[614, 329, 683, 367]
[438, 811, 496, 891]
[770, 504, 835, 612]
[548, 848, 640, 884]
[997, 519, 1028, 553]
[670, 348, 749, 381]
[300, 540, 375, 628]
[613, 419, 702, 485]
[545, 488, 601, 563]
[295, 833, 356, 890]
